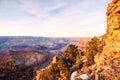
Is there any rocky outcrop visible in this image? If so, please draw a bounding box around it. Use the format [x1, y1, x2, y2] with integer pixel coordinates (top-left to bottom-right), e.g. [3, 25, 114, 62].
[94, 58, 120, 80]
[75, 0, 120, 80]
[96, 0, 120, 66]
[94, 0, 120, 79]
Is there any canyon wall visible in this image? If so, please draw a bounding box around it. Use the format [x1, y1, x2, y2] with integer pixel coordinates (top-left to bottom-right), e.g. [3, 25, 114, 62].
[96, 0, 120, 65]
[94, 0, 120, 79]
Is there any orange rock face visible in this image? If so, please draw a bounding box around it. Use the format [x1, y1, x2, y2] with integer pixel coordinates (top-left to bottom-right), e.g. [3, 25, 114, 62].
[92, 1, 120, 80]
[96, 0, 120, 65]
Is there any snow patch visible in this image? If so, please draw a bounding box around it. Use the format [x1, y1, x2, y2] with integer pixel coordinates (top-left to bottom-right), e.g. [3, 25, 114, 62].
[78, 74, 89, 79]
[70, 71, 76, 80]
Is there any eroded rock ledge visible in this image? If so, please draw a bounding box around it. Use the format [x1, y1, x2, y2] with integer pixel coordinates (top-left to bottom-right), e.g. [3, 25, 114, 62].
[96, 0, 120, 66]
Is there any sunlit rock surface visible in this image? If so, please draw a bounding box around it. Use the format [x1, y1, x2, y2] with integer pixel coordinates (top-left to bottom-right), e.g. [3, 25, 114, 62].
[94, 0, 120, 79]
[96, 0, 120, 66]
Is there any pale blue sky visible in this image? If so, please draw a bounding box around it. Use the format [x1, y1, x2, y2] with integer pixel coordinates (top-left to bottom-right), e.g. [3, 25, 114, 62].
[0, 0, 111, 37]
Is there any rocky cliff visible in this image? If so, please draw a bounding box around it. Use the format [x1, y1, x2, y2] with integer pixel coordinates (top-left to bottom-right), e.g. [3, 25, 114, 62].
[94, 0, 120, 79]
[95, 0, 120, 66]
[74, 0, 120, 79]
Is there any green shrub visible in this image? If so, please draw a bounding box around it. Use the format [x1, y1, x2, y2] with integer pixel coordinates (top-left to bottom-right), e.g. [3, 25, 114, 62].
[43, 63, 60, 80]
[0, 60, 34, 80]
[84, 37, 104, 65]
[59, 44, 79, 71]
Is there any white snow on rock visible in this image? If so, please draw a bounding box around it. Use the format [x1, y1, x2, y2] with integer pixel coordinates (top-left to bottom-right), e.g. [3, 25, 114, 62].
[70, 71, 76, 80]
[78, 74, 89, 80]
[82, 59, 88, 63]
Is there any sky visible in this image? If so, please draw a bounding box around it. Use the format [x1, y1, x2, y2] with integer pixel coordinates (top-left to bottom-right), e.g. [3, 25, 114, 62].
[0, 0, 111, 37]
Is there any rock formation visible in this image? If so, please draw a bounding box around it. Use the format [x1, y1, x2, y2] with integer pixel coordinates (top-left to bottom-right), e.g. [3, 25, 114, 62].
[76, 0, 120, 79]
[94, 58, 120, 80]
[96, 0, 120, 66]
[94, 0, 120, 79]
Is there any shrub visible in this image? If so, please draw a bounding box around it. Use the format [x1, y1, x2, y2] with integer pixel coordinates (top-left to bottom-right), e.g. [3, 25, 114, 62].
[84, 37, 104, 65]
[0, 60, 34, 80]
[43, 63, 60, 80]
[59, 44, 79, 71]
